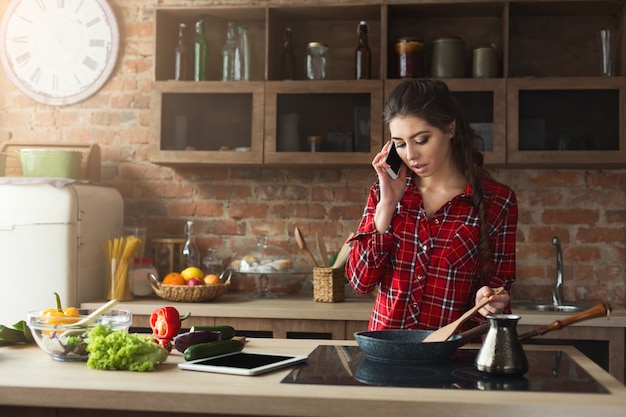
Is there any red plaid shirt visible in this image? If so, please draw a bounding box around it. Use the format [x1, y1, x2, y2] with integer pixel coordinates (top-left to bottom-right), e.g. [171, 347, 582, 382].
[346, 175, 517, 331]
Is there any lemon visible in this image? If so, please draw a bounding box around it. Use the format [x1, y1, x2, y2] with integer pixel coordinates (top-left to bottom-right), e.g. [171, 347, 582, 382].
[181, 267, 204, 281]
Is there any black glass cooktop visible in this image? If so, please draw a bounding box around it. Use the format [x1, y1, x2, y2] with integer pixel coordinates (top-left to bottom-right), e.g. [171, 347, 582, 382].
[281, 346, 608, 393]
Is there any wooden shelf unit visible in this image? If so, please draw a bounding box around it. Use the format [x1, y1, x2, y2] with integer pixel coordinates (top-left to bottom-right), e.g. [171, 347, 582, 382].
[150, 1, 626, 168]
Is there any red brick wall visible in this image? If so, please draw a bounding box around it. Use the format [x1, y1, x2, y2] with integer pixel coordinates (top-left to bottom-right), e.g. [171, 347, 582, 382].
[0, 0, 623, 304]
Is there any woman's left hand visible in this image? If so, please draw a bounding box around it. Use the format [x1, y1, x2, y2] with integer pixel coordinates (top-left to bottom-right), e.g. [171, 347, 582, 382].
[475, 285, 509, 317]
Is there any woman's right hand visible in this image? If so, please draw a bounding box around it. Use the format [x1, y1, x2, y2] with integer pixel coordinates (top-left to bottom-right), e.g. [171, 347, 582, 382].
[373, 141, 408, 205]
[372, 142, 407, 233]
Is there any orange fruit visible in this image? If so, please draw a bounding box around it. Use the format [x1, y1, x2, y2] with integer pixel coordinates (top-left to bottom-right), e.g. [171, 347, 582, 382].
[181, 266, 204, 281]
[204, 274, 221, 285]
[162, 272, 185, 285]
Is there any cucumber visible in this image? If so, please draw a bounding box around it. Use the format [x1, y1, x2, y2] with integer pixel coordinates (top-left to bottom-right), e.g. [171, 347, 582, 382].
[183, 339, 245, 361]
[189, 325, 236, 340]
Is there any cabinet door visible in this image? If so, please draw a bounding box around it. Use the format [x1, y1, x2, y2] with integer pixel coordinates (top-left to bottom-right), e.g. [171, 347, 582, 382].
[507, 77, 626, 165]
[384, 79, 507, 166]
[264, 80, 383, 165]
[149, 81, 265, 165]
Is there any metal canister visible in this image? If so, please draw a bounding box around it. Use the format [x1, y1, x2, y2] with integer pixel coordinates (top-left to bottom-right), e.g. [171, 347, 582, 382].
[306, 42, 329, 80]
[431, 37, 465, 78]
[395, 37, 424, 78]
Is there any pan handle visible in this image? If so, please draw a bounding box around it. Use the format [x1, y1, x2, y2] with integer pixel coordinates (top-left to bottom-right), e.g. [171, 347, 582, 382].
[518, 302, 612, 341]
[456, 322, 490, 345]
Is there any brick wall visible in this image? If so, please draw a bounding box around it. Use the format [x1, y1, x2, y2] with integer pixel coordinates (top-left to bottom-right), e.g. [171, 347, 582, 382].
[0, 0, 623, 304]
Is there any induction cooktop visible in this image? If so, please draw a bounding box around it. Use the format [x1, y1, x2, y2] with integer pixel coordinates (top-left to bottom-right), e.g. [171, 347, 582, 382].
[281, 346, 608, 393]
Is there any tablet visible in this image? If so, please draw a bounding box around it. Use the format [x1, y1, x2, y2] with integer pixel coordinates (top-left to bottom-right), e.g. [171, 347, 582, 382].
[177, 351, 308, 376]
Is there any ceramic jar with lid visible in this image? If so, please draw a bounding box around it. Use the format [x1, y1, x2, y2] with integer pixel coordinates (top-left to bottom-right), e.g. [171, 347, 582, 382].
[431, 37, 465, 78]
[472, 46, 499, 78]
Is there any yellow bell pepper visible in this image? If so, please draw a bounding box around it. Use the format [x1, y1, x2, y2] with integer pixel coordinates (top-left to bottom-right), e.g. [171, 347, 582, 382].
[41, 292, 80, 325]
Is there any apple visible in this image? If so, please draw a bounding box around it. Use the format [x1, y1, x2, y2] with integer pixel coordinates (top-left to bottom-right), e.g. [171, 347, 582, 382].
[186, 277, 204, 286]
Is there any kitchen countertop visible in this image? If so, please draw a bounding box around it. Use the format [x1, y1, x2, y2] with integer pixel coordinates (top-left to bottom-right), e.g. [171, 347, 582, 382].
[1, 339, 626, 417]
[82, 292, 626, 327]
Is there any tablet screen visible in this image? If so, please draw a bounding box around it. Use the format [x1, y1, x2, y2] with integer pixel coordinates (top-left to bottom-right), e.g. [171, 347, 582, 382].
[178, 352, 308, 376]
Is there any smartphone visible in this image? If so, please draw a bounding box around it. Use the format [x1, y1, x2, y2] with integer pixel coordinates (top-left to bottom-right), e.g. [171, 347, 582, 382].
[384, 141, 403, 180]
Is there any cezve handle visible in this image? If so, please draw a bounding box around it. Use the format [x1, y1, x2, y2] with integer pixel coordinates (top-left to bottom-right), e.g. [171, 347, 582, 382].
[518, 302, 612, 341]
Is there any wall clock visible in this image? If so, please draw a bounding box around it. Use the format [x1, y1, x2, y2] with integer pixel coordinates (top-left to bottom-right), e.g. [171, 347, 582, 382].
[0, 0, 120, 106]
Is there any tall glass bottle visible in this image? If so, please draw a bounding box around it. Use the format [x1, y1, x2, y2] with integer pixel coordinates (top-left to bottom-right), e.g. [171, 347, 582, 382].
[234, 26, 250, 81]
[174, 23, 190, 81]
[221, 22, 237, 81]
[355, 21, 371, 80]
[281, 27, 295, 80]
[181, 220, 200, 268]
[193, 16, 208, 81]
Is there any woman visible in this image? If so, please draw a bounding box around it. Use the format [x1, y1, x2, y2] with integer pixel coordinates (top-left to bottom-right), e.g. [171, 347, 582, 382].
[346, 79, 517, 332]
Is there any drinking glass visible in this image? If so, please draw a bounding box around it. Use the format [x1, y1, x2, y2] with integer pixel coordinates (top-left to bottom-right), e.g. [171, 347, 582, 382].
[598, 29, 617, 76]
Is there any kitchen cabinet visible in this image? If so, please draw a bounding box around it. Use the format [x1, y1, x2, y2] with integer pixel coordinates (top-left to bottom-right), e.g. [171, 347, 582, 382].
[150, 1, 625, 168]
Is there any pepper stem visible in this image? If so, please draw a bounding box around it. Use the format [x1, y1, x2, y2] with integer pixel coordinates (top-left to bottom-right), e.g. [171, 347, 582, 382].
[180, 312, 191, 322]
[54, 292, 63, 313]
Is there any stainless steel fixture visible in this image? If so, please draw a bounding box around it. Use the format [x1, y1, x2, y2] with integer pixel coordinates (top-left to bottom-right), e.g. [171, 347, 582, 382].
[551, 236, 564, 306]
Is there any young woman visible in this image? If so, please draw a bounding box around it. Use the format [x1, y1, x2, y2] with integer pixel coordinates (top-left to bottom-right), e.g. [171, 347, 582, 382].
[346, 79, 517, 332]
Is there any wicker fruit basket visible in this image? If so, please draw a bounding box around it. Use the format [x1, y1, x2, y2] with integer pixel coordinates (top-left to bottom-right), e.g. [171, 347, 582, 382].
[148, 271, 231, 302]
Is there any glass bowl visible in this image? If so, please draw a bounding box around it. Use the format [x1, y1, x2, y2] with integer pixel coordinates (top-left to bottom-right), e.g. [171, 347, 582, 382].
[26, 309, 132, 361]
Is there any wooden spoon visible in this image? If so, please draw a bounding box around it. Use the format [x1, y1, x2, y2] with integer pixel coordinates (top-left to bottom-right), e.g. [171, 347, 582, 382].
[316, 232, 329, 267]
[71, 299, 120, 327]
[422, 287, 505, 343]
[294, 227, 320, 267]
[331, 233, 354, 270]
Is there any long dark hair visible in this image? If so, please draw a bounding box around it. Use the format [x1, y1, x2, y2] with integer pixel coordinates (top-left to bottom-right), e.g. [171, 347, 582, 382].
[383, 79, 492, 276]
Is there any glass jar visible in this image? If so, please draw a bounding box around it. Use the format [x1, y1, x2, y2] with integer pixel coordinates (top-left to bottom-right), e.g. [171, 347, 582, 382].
[131, 258, 158, 297]
[202, 248, 223, 275]
[306, 42, 328, 80]
[307, 135, 323, 152]
[395, 37, 423, 78]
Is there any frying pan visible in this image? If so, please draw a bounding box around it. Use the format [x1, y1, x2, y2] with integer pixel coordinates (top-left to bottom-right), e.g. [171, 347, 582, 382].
[354, 302, 611, 364]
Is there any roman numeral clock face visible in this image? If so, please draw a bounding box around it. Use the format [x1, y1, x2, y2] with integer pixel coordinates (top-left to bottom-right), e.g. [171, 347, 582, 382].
[0, 0, 119, 105]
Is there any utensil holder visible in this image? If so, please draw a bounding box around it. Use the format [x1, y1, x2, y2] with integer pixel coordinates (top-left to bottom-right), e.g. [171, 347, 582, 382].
[313, 267, 345, 303]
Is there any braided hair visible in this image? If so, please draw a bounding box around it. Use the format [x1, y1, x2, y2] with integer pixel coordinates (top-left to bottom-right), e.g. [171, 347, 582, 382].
[383, 79, 492, 277]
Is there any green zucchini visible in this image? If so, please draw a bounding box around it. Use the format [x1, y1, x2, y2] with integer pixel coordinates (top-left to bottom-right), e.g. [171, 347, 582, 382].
[189, 325, 236, 340]
[183, 339, 245, 361]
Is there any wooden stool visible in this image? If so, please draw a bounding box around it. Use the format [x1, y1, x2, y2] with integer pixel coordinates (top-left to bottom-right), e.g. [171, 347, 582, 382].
[152, 238, 187, 278]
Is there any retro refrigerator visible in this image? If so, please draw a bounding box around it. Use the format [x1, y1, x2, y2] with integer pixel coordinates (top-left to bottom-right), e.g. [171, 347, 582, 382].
[0, 181, 124, 325]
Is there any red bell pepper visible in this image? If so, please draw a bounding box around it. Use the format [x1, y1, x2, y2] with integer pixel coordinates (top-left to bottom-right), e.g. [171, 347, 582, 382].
[154, 337, 172, 353]
[149, 306, 190, 340]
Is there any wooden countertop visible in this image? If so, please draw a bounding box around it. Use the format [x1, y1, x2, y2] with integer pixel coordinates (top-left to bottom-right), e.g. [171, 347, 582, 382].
[1, 339, 626, 417]
[82, 293, 626, 328]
